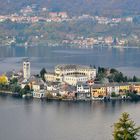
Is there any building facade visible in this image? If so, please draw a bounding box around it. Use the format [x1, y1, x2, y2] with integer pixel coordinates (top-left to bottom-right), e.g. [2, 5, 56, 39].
[45, 73, 56, 82]
[106, 84, 120, 95]
[32, 83, 46, 98]
[55, 64, 96, 80]
[77, 83, 90, 93]
[63, 74, 88, 86]
[23, 60, 30, 80]
[131, 84, 140, 93]
[91, 85, 107, 99]
[76, 83, 90, 100]
[45, 64, 96, 85]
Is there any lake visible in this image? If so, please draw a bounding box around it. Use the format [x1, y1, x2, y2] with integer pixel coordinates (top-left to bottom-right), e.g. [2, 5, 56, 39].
[0, 46, 140, 140]
[0, 46, 140, 76]
[0, 96, 140, 140]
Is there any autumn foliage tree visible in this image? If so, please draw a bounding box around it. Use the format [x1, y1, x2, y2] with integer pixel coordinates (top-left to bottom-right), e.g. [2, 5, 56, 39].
[0, 75, 8, 85]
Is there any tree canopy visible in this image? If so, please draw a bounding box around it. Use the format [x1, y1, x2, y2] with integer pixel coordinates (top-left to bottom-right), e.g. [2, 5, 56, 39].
[40, 68, 47, 81]
[0, 75, 8, 85]
[113, 112, 140, 140]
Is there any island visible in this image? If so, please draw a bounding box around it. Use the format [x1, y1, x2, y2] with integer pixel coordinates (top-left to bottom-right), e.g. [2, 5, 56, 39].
[0, 59, 140, 101]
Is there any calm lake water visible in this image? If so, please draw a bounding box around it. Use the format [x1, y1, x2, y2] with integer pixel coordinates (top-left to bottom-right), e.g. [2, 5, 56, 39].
[0, 46, 140, 76]
[0, 96, 140, 140]
[0, 46, 140, 140]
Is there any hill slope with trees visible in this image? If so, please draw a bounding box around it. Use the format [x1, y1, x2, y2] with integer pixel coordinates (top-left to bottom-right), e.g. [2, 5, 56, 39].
[0, 0, 140, 17]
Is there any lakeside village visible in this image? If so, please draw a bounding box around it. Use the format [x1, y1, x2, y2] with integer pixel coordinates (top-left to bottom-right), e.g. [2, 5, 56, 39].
[0, 60, 140, 101]
[0, 5, 137, 48]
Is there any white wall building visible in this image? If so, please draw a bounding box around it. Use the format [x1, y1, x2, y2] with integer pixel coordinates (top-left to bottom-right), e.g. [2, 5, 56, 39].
[63, 75, 88, 86]
[45, 73, 56, 82]
[33, 90, 46, 98]
[77, 83, 90, 93]
[45, 64, 96, 85]
[55, 64, 96, 79]
[106, 84, 120, 95]
[46, 84, 58, 91]
[32, 84, 46, 98]
[23, 60, 30, 80]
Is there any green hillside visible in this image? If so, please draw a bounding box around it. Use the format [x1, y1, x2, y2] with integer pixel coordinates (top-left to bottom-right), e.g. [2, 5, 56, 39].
[0, 0, 140, 16]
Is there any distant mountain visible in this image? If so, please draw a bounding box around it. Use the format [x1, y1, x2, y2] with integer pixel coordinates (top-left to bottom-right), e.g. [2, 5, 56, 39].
[0, 0, 140, 16]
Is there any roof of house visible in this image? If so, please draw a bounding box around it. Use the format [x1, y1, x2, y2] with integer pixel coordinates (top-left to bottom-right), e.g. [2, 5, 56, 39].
[55, 64, 95, 70]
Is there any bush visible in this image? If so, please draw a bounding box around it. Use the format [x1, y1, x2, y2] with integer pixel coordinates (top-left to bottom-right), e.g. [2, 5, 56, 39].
[111, 92, 117, 97]
[127, 92, 140, 101]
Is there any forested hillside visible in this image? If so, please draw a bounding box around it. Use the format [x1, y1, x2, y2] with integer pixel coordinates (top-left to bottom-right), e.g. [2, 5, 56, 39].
[0, 0, 140, 16]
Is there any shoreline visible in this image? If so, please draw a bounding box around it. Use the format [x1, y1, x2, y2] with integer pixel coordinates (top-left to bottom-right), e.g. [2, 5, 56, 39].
[0, 91, 137, 102]
[1, 44, 140, 49]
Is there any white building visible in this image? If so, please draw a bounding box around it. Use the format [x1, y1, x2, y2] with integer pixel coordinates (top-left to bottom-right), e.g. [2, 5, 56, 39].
[45, 64, 96, 85]
[55, 64, 96, 80]
[106, 84, 120, 95]
[64, 74, 88, 86]
[33, 89, 46, 98]
[45, 73, 56, 82]
[32, 83, 46, 98]
[76, 82, 90, 100]
[46, 83, 59, 91]
[76, 82, 90, 93]
[58, 12, 68, 19]
[23, 60, 30, 80]
[104, 36, 114, 45]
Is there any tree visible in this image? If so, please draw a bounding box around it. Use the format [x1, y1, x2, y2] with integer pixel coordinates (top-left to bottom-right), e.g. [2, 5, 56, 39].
[126, 92, 140, 101]
[21, 85, 31, 95]
[111, 92, 117, 97]
[113, 112, 140, 140]
[133, 76, 138, 82]
[11, 84, 21, 93]
[10, 78, 18, 84]
[24, 84, 30, 93]
[40, 68, 47, 82]
[110, 68, 118, 74]
[0, 75, 8, 85]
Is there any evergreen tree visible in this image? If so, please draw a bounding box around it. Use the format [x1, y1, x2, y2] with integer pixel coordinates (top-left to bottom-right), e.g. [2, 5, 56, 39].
[40, 68, 47, 82]
[11, 84, 21, 93]
[113, 112, 140, 140]
[133, 76, 138, 82]
[21, 84, 31, 95]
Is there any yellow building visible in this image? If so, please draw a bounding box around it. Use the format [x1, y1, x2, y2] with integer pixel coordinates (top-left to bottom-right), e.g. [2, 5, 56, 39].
[119, 84, 130, 93]
[91, 85, 107, 98]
